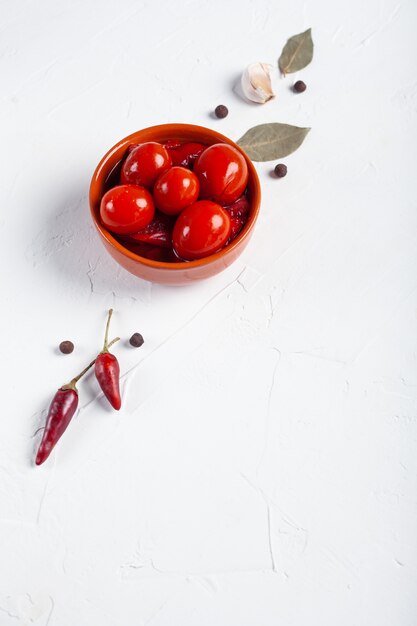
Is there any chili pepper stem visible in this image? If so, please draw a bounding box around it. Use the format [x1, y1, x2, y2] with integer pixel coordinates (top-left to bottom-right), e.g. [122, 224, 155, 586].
[63, 336, 120, 390]
[102, 308, 113, 353]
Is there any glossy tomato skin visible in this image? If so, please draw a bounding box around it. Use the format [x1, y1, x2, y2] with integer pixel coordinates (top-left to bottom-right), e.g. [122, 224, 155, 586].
[100, 184, 155, 235]
[193, 143, 248, 205]
[172, 200, 231, 261]
[154, 166, 200, 215]
[121, 142, 172, 188]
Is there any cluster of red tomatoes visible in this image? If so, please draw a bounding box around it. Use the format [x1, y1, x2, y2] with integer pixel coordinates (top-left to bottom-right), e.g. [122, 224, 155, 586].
[100, 140, 250, 262]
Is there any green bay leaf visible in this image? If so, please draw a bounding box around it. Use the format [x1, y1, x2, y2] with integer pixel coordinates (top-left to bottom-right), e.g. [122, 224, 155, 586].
[237, 123, 310, 161]
[278, 28, 314, 75]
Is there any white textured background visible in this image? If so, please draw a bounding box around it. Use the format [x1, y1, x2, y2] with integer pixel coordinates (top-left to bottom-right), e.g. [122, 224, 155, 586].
[1, 0, 417, 624]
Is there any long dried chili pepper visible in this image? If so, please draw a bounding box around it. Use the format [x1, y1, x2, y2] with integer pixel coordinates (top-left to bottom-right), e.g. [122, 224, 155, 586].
[35, 336, 120, 465]
[95, 309, 122, 410]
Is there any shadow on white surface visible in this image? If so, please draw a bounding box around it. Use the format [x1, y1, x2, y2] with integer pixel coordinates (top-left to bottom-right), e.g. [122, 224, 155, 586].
[32, 183, 156, 301]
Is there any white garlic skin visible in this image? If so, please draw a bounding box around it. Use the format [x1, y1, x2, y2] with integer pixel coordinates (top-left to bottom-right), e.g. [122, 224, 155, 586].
[241, 63, 275, 104]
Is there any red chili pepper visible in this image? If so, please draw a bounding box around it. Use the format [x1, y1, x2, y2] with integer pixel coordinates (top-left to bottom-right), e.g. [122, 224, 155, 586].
[118, 239, 179, 262]
[163, 139, 182, 150]
[121, 211, 175, 248]
[228, 215, 245, 240]
[95, 309, 122, 410]
[35, 385, 78, 466]
[223, 194, 250, 219]
[35, 336, 119, 466]
[223, 195, 250, 243]
[165, 142, 206, 168]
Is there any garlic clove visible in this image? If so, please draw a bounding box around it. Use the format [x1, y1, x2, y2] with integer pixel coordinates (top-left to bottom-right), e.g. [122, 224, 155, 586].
[241, 63, 275, 104]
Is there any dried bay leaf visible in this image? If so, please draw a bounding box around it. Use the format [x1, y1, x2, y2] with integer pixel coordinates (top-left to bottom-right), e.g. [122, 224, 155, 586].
[237, 123, 310, 161]
[278, 28, 314, 75]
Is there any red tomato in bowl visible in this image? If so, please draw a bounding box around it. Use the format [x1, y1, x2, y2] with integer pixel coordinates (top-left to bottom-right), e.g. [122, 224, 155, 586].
[172, 200, 231, 261]
[154, 166, 200, 215]
[100, 184, 154, 235]
[193, 143, 248, 205]
[121, 142, 172, 188]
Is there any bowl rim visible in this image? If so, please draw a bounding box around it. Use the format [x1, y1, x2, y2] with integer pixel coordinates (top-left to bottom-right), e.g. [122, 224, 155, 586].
[89, 123, 261, 271]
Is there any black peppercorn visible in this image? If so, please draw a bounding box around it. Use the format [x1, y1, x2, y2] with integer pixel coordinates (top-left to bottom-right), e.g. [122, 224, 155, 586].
[214, 105, 228, 119]
[293, 80, 307, 93]
[129, 333, 144, 348]
[59, 340, 74, 354]
[274, 164, 287, 178]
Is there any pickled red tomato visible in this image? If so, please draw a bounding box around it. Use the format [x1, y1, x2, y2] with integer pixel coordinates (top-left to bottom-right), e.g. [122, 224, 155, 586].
[172, 200, 231, 261]
[100, 184, 154, 235]
[121, 142, 171, 188]
[107, 138, 251, 262]
[193, 143, 248, 205]
[154, 166, 199, 215]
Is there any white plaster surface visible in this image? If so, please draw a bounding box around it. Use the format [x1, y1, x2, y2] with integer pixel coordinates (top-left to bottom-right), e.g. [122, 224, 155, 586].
[1, 0, 417, 624]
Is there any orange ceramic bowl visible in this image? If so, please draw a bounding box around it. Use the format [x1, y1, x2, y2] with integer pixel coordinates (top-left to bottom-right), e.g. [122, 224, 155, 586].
[89, 124, 261, 285]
